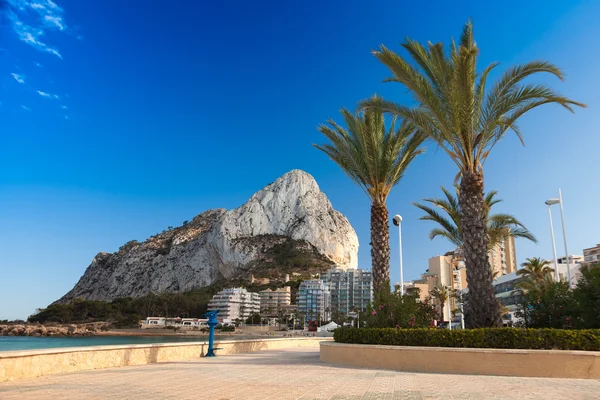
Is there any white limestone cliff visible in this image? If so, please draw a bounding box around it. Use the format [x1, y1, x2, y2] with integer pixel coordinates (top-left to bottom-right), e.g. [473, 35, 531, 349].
[57, 170, 359, 302]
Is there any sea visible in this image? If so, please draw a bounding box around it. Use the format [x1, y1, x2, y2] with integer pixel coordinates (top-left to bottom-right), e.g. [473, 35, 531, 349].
[0, 335, 259, 352]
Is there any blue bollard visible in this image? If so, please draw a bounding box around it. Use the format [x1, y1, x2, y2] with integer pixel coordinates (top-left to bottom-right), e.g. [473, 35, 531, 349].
[204, 310, 219, 357]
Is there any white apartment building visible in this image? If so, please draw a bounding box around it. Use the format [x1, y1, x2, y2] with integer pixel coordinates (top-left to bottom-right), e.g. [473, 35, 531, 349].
[297, 279, 331, 322]
[321, 268, 373, 314]
[207, 288, 260, 321]
[551, 255, 584, 287]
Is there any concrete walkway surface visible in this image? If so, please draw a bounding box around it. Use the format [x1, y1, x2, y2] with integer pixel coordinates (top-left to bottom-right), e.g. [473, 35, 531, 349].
[1, 347, 599, 399]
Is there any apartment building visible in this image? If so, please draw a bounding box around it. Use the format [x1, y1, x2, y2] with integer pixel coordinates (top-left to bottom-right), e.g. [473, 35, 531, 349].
[321, 268, 373, 314]
[584, 244, 600, 264]
[207, 288, 260, 321]
[296, 279, 331, 322]
[259, 286, 291, 316]
[402, 279, 430, 302]
[552, 255, 584, 287]
[424, 253, 467, 323]
[489, 236, 517, 276]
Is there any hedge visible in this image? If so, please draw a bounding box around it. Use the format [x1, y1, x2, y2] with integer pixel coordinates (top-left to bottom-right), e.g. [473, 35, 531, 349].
[333, 327, 600, 351]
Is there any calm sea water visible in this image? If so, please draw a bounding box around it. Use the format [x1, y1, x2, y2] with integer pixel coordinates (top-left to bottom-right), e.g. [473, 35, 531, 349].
[0, 335, 250, 352]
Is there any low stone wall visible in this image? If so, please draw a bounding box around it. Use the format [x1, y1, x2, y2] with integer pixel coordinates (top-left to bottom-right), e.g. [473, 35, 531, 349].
[320, 342, 600, 379]
[0, 337, 327, 382]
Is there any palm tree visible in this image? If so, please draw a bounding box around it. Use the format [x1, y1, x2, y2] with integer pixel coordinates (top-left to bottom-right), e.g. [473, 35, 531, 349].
[430, 284, 449, 321]
[515, 273, 557, 297]
[414, 186, 536, 248]
[517, 257, 554, 281]
[362, 21, 584, 327]
[315, 101, 425, 291]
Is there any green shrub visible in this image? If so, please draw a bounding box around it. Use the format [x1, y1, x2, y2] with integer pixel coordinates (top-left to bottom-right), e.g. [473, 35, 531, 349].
[362, 286, 436, 329]
[516, 278, 576, 329]
[333, 327, 600, 351]
[574, 263, 600, 329]
[220, 325, 235, 332]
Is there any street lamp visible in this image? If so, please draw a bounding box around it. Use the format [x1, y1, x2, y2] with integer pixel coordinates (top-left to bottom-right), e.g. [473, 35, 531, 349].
[546, 189, 572, 288]
[393, 215, 403, 296]
[455, 264, 466, 330]
[545, 199, 560, 282]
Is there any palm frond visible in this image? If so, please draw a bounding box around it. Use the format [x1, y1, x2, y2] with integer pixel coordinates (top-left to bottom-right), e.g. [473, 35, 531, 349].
[415, 187, 535, 248]
[315, 97, 425, 204]
[367, 22, 584, 174]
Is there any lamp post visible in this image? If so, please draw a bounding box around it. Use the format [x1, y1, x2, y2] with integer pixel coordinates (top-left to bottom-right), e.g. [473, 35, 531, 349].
[446, 285, 452, 331]
[456, 264, 466, 330]
[393, 215, 404, 295]
[546, 190, 572, 288]
[545, 201, 560, 282]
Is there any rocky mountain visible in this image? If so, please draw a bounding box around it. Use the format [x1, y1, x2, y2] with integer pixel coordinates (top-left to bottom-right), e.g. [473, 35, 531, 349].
[57, 170, 359, 303]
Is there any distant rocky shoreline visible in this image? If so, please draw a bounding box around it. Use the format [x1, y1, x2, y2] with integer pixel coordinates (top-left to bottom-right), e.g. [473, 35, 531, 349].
[0, 322, 112, 337]
[0, 324, 249, 337]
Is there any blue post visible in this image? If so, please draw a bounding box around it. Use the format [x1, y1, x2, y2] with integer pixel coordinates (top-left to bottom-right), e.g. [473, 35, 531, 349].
[204, 310, 219, 357]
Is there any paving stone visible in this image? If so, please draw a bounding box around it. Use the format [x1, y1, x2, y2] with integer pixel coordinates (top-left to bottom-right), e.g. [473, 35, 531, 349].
[1, 347, 599, 399]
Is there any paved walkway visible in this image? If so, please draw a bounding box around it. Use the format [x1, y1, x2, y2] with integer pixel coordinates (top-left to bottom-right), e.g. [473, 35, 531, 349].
[1, 347, 599, 399]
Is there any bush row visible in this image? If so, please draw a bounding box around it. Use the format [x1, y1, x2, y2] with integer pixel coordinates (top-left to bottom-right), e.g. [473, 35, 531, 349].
[333, 327, 600, 351]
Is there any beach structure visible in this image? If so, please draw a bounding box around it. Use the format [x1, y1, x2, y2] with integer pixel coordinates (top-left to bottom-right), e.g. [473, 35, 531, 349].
[140, 317, 208, 329]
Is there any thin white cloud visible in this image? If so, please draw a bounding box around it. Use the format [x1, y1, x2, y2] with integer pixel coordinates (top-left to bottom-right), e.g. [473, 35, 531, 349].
[60, 105, 68, 109]
[36, 90, 59, 99]
[11, 72, 25, 84]
[64, 115, 69, 120]
[43, 15, 65, 31]
[21, 105, 31, 111]
[11, 20, 63, 58]
[33, 61, 43, 67]
[5, 0, 68, 59]
[29, 3, 46, 11]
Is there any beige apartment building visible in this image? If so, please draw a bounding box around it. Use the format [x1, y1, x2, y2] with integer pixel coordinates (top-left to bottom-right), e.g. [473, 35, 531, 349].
[403, 279, 430, 302]
[412, 237, 517, 323]
[584, 244, 600, 264]
[489, 236, 517, 276]
[259, 286, 291, 317]
[424, 253, 467, 322]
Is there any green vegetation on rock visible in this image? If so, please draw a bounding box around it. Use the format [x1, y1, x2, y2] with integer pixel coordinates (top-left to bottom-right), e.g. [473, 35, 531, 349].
[30, 236, 332, 326]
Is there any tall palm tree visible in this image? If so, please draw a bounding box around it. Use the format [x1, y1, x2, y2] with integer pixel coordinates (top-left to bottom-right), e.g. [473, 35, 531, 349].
[414, 186, 536, 248]
[430, 284, 449, 321]
[362, 21, 584, 327]
[315, 100, 425, 291]
[517, 257, 554, 281]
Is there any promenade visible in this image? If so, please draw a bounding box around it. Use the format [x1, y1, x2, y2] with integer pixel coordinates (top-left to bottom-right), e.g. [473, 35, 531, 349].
[1, 346, 598, 399]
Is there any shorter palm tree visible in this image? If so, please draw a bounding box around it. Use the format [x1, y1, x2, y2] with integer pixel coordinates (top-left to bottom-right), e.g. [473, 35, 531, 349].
[515, 273, 557, 297]
[414, 186, 536, 248]
[517, 257, 554, 281]
[430, 284, 449, 321]
[315, 99, 425, 291]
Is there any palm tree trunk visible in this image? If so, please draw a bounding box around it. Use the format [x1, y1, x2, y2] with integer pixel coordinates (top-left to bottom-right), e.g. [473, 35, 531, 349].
[459, 171, 501, 328]
[371, 201, 390, 292]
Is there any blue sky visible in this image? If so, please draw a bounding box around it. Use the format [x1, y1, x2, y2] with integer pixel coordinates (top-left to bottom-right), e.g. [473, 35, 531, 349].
[1, 0, 599, 320]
